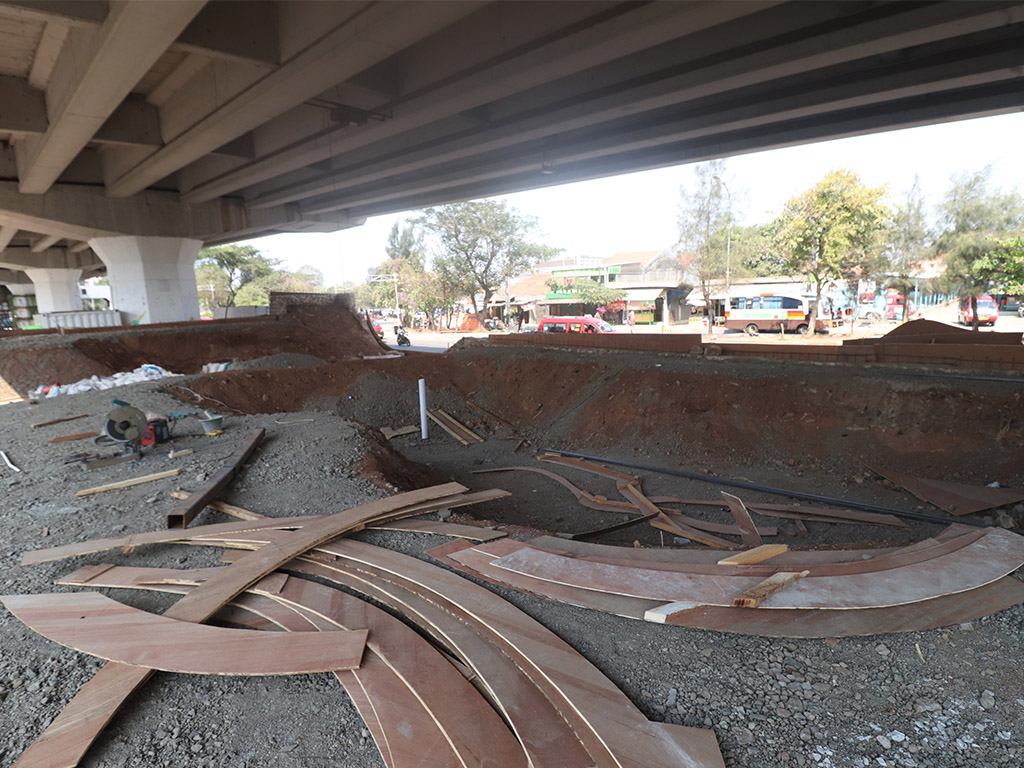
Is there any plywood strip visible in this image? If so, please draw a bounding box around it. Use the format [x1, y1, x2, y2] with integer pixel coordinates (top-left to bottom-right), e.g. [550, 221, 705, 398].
[720, 493, 762, 548]
[46, 431, 98, 443]
[0, 591, 367, 675]
[620, 482, 735, 549]
[313, 539, 725, 768]
[486, 530, 1024, 610]
[718, 545, 789, 566]
[514, 533, 985, 578]
[75, 469, 180, 497]
[31, 413, 88, 429]
[168, 490, 506, 541]
[474, 466, 775, 536]
[731, 571, 809, 608]
[431, 544, 1024, 638]
[427, 409, 483, 445]
[166, 429, 265, 527]
[23, 488, 507, 565]
[13, 482, 467, 768]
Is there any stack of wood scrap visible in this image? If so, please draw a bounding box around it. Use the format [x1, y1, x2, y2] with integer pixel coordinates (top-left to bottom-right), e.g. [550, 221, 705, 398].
[5, 482, 726, 768]
[428, 526, 1024, 638]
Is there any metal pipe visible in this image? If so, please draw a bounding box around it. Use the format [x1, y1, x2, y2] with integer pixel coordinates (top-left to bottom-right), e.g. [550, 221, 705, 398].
[418, 378, 428, 439]
[544, 449, 1018, 532]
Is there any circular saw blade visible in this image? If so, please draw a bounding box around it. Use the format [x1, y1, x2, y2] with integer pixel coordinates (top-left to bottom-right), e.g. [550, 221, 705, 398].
[105, 405, 147, 443]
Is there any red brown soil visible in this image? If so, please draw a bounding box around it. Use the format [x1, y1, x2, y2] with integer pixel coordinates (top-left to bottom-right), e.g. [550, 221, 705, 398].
[0, 300, 382, 393]
[352, 432, 450, 491]
[181, 345, 1024, 483]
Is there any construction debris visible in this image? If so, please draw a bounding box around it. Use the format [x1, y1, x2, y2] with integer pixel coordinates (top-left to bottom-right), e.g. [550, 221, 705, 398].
[1, 450, 21, 473]
[45, 431, 99, 443]
[75, 469, 180, 498]
[427, 408, 484, 445]
[30, 413, 89, 429]
[863, 461, 1024, 516]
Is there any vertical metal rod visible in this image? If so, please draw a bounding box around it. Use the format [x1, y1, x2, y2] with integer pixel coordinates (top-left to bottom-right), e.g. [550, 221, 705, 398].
[418, 378, 428, 439]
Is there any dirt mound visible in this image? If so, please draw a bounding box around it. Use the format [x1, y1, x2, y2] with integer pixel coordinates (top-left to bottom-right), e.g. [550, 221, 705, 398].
[180, 345, 1024, 483]
[230, 353, 326, 370]
[0, 296, 383, 392]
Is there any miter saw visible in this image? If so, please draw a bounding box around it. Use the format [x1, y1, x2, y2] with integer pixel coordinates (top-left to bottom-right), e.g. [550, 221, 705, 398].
[97, 400, 171, 456]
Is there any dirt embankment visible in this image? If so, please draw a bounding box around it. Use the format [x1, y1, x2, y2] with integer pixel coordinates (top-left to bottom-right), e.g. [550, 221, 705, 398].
[180, 346, 1024, 483]
[0, 300, 382, 393]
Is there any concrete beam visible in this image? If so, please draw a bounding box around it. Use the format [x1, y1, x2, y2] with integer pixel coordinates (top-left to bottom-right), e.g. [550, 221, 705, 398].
[30, 234, 61, 252]
[27, 19, 68, 90]
[0, 0, 278, 65]
[104, 1, 485, 198]
[0, 225, 16, 252]
[0, 268, 32, 285]
[0, 246, 102, 272]
[16, 0, 206, 194]
[298, 41, 1024, 215]
[181, 0, 767, 204]
[0, 181, 359, 244]
[244, 1, 1024, 211]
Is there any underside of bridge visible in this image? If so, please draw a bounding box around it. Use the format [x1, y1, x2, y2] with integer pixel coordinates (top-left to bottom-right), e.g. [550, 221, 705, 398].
[0, 0, 1022, 320]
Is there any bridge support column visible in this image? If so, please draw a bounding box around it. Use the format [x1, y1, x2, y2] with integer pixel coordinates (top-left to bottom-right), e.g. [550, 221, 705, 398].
[89, 236, 202, 324]
[23, 268, 83, 313]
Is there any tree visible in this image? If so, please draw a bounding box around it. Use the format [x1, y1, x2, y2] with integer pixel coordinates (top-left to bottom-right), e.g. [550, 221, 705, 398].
[885, 177, 931, 322]
[234, 265, 325, 306]
[935, 167, 1024, 329]
[414, 200, 559, 317]
[544, 276, 626, 312]
[195, 245, 279, 307]
[676, 160, 735, 334]
[772, 169, 889, 334]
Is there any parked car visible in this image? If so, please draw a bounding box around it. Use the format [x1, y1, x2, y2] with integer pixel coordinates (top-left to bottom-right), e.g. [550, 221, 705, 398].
[538, 316, 615, 333]
[958, 294, 999, 326]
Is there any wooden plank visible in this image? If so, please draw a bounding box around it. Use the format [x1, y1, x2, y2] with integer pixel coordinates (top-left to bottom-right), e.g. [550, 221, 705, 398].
[429, 544, 1024, 638]
[864, 461, 1024, 516]
[217, 536, 715, 768]
[68, 565, 520, 768]
[169, 491, 506, 540]
[720, 492, 762, 548]
[75, 469, 180, 497]
[0, 591, 368, 675]
[24, 488, 508, 565]
[539, 453, 639, 483]
[474, 466, 777, 536]
[272, 556, 596, 768]
[620, 482, 735, 549]
[30, 413, 88, 429]
[46, 431, 98, 444]
[166, 429, 264, 528]
[484, 530, 1024, 610]
[12, 482, 467, 768]
[731, 571, 810, 608]
[717, 544, 789, 566]
[428, 410, 469, 445]
[169, 491, 265, 521]
[313, 539, 726, 768]
[380, 425, 418, 440]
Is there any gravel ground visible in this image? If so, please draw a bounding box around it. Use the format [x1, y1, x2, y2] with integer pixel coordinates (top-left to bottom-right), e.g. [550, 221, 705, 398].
[1, 374, 1022, 768]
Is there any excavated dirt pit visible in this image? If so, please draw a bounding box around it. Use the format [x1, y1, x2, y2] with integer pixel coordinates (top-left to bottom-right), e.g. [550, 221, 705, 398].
[2, 302, 1023, 768]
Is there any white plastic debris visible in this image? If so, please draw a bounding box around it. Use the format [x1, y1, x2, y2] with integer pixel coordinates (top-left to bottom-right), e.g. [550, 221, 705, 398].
[0, 450, 21, 472]
[28, 364, 179, 399]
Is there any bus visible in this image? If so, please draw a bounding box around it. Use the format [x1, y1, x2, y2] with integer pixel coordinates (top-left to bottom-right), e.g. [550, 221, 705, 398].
[724, 294, 831, 335]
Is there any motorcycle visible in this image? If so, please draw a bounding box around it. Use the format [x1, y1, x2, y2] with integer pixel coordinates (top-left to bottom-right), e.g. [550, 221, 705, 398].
[395, 326, 411, 346]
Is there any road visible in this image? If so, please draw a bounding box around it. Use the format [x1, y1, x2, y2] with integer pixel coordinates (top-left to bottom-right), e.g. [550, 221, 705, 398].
[376, 305, 1023, 354]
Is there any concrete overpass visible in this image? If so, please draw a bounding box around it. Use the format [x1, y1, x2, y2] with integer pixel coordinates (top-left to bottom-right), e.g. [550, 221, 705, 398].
[1, 0, 1022, 322]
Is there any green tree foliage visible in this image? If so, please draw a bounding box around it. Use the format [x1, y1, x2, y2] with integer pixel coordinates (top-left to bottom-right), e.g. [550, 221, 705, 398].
[544, 277, 626, 310]
[772, 169, 889, 332]
[885, 177, 931, 321]
[676, 160, 737, 333]
[935, 167, 1024, 328]
[234, 266, 325, 306]
[414, 200, 559, 316]
[196, 245, 279, 307]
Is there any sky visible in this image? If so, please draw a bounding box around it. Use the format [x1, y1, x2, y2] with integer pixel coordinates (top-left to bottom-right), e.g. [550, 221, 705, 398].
[243, 112, 1024, 288]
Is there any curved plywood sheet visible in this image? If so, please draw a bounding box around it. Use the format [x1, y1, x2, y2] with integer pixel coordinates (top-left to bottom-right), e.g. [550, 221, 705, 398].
[13, 482, 467, 768]
[1, 591, 367, 675]
[487, 529, 1024, 609]
[433, 543, 1024, 637]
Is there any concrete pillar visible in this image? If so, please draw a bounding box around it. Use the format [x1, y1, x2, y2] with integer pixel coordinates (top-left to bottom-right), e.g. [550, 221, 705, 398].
[2, 282, 34, 296]
[89, 236, 202, 324]
[23, 267, 83, 313]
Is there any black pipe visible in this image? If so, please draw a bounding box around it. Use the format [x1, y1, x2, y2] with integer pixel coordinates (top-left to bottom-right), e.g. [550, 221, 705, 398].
[544, 449, 1021, 532]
